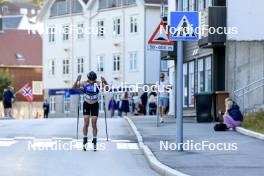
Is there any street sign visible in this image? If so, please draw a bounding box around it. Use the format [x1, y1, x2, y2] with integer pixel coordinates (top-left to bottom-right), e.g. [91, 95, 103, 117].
[147, 21, 174, 51]
[170, 12, 199, 41]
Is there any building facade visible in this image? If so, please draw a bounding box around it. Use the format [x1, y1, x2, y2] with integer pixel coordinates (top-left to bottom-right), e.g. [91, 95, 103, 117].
[0, 29, 43, 119]
[168, 0, 264, 116]
[39, 0, 164, 117]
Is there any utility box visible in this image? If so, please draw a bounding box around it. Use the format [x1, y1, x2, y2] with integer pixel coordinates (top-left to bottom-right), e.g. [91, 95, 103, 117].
[215, 91, 229, 122]
[195, 92, 214, 123]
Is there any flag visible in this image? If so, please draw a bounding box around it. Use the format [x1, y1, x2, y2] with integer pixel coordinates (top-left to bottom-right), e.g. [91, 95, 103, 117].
[19, 83, 34, 102]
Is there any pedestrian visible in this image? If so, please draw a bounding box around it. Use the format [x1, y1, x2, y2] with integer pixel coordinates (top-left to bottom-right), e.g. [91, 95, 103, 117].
[73, 71, 108, 151]
[148, 92, 157, 115]
[108, 96, 116, 118]
[3, 86, 14, 118]
[43, 99, 50, 119]
[121, 92, 130, 117]
[140, 89, 148, 115]
[156, 73, 171, 123]
[131, 92, 139, 114]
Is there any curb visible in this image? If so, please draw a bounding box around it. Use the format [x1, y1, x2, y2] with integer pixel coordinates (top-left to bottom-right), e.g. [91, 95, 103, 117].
[236, 127, 264, 141]
[125, 117, 190, 176]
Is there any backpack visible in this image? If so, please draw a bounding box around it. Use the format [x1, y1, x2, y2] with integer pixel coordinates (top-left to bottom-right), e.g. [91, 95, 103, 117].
[214, 123, 227, 131]
[228, 103, 244, 122]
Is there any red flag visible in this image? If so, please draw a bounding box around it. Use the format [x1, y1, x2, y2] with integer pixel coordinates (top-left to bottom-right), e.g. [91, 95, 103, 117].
[19, 83, 34, 102]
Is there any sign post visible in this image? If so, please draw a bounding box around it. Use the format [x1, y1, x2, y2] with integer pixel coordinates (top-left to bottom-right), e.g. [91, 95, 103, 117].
[170, 6, 199, 151]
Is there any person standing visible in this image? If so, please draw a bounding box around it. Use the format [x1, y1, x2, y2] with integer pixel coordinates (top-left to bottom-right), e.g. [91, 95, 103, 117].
[148, 92, 157, 115]
[140, 91, 148, 115]
[73, 71, 108, 151]
[3, 86, 14, 118]
[108, 96, 116, 118]
[43, 99, 50, 119]
[121, 92, 130, 117]
[156, 73, 171, 123]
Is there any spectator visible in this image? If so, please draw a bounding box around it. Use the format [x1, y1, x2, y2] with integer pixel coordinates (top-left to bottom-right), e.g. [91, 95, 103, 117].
[148, 93, 157, 115]
[140, 90, 148, 115]
[3, 86, 14, 118]
[43, 99, 50, 119]
[223, 98, 243, 130]
[131, 92, 139, 113]
[108, 96, 117, 118]
[121, 92, 130, 116]
[134, 100, 144, 116]
[156, 73, 171, 123]
[117, 96, 123, 117]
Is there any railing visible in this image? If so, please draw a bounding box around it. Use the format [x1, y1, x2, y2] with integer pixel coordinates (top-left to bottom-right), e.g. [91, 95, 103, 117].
[234, 77, 264, 113]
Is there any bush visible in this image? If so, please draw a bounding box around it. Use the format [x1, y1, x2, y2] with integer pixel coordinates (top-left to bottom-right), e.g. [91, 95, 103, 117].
[0, 70, 14, 101]
[243, 111, 264, 134]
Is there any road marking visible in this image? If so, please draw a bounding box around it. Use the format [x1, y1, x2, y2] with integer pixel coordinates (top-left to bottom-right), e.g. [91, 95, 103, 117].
[0, 141, 17, 147]
[116, 143, 139, 150]
[14, 137, 35, 140]
[111, 140, 131, 143]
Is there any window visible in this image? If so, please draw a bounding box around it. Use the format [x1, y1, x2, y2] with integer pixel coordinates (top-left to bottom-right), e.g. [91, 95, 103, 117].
[129, 52, 137, 71]
[183, 63, 188, 107]
[77, 57, 84, 74]
[48, 26, 55, 42]
[97, 55, 104, 72]
[188, 61, 195, 107]
[161, 60, 168, 72]
[77, 23, 84, 39]
[198, 0, 205, 11]
[130, 16, 138, 33]
[48, 60, 55, 76]
[183, 0, 189, 11]
[50, 0, 82, 17]
[31, 9, 36, 15]
[113, 54, 120, 71]
[198, 59, 204, 93]
[97, 20, 104, 37]
[63, 59, 70, 75]
[189, 0, 197, 11]
[64, 96, 71, 113]
[63, 25, 70, 41]
[113, 18, 121, 36]
[50, 96, 56, 113]
[20, 8, 28, 15]
[205, 56, 212, 92]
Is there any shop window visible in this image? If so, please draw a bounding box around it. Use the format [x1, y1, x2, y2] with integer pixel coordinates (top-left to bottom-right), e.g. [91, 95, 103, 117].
[205, 56, 212, 92]
[198, 59, 205, 92]
[188, 61, 195, 107]
[183, 63, 188, 107]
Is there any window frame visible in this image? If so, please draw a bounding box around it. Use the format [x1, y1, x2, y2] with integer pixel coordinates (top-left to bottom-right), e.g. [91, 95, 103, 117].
[129, 15, 138, 34]
[113, 54, 121, 71]
[63, 59, 70, 75]
[128, 51, 138, 72]
[96, 55, 105, 72]
[113, 17, 121, 36]
[77, 57, 84, 74]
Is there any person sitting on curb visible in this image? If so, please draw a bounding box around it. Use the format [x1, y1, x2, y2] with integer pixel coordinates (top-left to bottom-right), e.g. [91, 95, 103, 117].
[222, 98, 243, 130]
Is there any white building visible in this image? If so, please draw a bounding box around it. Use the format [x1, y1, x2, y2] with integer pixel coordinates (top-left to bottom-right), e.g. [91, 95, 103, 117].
[38, 0, 164, 117]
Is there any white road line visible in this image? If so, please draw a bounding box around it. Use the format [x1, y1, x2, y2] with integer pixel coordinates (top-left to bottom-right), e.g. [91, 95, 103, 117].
[0, 141, 17, 147]
[116, 143, 139, 150]
[14, 137, 35, 140]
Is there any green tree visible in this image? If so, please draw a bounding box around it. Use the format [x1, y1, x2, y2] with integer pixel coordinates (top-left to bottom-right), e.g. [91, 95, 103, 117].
[0, 0, 7, 5]
[0, 70, 14, 101]
[30, 0, 44, 7]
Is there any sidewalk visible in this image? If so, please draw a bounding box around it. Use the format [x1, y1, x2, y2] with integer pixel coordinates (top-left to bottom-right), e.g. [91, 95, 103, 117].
[129, 116, 264, 176]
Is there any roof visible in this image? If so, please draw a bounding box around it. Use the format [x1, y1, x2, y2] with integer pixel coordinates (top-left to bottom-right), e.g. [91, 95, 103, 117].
[37, 0, 87, 21]
[2, 15, 23, 29]
[0, 29, 42, 66]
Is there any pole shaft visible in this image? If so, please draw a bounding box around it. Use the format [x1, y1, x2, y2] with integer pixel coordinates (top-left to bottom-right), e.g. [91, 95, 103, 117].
[176, 0, 184, 151]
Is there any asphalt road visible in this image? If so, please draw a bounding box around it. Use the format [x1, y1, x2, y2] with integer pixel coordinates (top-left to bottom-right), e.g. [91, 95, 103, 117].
[0, 118, 159, 176]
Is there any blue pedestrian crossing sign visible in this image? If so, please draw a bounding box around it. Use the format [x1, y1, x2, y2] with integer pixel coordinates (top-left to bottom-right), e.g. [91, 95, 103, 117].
[170, 12, 199, 41]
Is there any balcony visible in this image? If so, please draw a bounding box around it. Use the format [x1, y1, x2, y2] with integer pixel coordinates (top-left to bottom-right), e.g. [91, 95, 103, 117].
[98, 0, 136, 10]
[198, 6, 227, 48]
